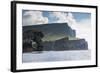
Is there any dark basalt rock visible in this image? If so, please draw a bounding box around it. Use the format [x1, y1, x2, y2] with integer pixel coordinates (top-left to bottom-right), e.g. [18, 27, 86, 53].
[22, 23, 88, 52]
[42, 38, 88, 51]
[23, 23, 76, 38]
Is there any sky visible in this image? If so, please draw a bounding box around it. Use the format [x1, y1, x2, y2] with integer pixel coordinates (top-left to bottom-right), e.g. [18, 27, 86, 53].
[22, 10, 91, 49]
[22, 10, 91, 25]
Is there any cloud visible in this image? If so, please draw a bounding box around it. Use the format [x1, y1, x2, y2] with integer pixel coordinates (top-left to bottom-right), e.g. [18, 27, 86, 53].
[49, 12, 91, 49]
[23, 11, 48, 26]
[22, 11, 76, 26]
[50, 12, 68, 23]
[49, 12, 76, 25]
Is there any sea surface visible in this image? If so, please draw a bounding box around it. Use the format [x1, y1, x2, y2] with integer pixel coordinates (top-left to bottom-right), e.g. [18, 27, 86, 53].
[22, 50, 91, 63]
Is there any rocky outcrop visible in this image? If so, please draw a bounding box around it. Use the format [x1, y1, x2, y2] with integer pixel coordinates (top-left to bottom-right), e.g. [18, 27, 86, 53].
[23, 23, 76, 40]
[42, 38, 88, 51]
[23, 38, 88, 52]
[23, 23, 88, 52]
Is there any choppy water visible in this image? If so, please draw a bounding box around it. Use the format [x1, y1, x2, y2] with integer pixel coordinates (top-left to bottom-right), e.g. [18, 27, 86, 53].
[22, 50, 91, 63]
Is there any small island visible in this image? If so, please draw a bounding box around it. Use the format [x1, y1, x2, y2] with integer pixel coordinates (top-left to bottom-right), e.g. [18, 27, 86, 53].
[23, 23, 88, 52]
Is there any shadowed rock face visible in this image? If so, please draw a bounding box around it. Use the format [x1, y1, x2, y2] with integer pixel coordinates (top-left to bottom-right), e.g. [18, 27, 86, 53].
[23, 23, 76, 38]
[23, 30, 44, 52]
[42, 38, 88, 51]
[23, 37, 88, 52]
[23, 23, 88, 52]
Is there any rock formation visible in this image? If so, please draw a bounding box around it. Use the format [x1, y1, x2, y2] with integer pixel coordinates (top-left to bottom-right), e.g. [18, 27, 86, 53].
[23, 23, 88, 52]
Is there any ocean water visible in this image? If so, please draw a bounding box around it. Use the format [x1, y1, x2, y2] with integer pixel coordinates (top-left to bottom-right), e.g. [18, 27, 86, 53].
[22, 50, 91, 63]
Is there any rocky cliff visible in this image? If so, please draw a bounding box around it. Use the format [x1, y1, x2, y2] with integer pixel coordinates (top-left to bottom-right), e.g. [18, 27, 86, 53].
[23, 23, 88, 52]
[42, 38, 88, 51]
[23, 23, 76, 41]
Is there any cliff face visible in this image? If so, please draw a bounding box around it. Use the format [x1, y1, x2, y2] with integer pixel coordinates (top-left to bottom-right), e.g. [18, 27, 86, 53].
[23, 23, 76, 41]
[42, 38, 88, 51]
[23, 23, 88, 52]
[23, 37, 88, 52]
